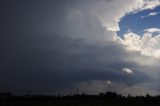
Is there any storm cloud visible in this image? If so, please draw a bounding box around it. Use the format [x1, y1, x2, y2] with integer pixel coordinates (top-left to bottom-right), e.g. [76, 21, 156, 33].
[0, 0, 160, 95]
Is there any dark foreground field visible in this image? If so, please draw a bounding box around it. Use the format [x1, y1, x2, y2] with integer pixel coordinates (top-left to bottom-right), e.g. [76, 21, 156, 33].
[1, 92, 160, 106]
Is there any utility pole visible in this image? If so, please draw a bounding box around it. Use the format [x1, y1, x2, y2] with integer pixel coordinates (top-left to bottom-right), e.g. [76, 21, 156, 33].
[77, 88, 79, 95]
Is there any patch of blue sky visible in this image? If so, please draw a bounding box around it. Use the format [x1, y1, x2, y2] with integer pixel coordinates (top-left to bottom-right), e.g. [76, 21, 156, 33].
[117, 6, 160, 38]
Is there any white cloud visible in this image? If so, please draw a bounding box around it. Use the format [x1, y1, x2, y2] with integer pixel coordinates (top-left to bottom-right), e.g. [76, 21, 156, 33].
[122, 67, 134, 75]
[141, 0, 160, 10]
[141, 12, 159, 18]
[144, 28, 160, 33]
[149, 12, 158, 16]
[116, 28, 160, 58]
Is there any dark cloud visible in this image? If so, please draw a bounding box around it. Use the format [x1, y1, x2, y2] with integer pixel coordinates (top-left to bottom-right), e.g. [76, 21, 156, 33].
[0, 0, 156, 95]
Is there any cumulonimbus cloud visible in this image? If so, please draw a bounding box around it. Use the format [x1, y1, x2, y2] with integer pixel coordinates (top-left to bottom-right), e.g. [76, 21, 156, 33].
[1, 0, 160, 95]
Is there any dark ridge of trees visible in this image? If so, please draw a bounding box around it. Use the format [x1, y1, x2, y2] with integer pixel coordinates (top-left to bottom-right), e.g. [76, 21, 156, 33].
[1, 92, 160, 106]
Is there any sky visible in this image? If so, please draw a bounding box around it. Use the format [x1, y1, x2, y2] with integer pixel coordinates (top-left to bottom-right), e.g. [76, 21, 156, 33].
[117, 6, 160, 37]
[1, 0, 160, 96]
